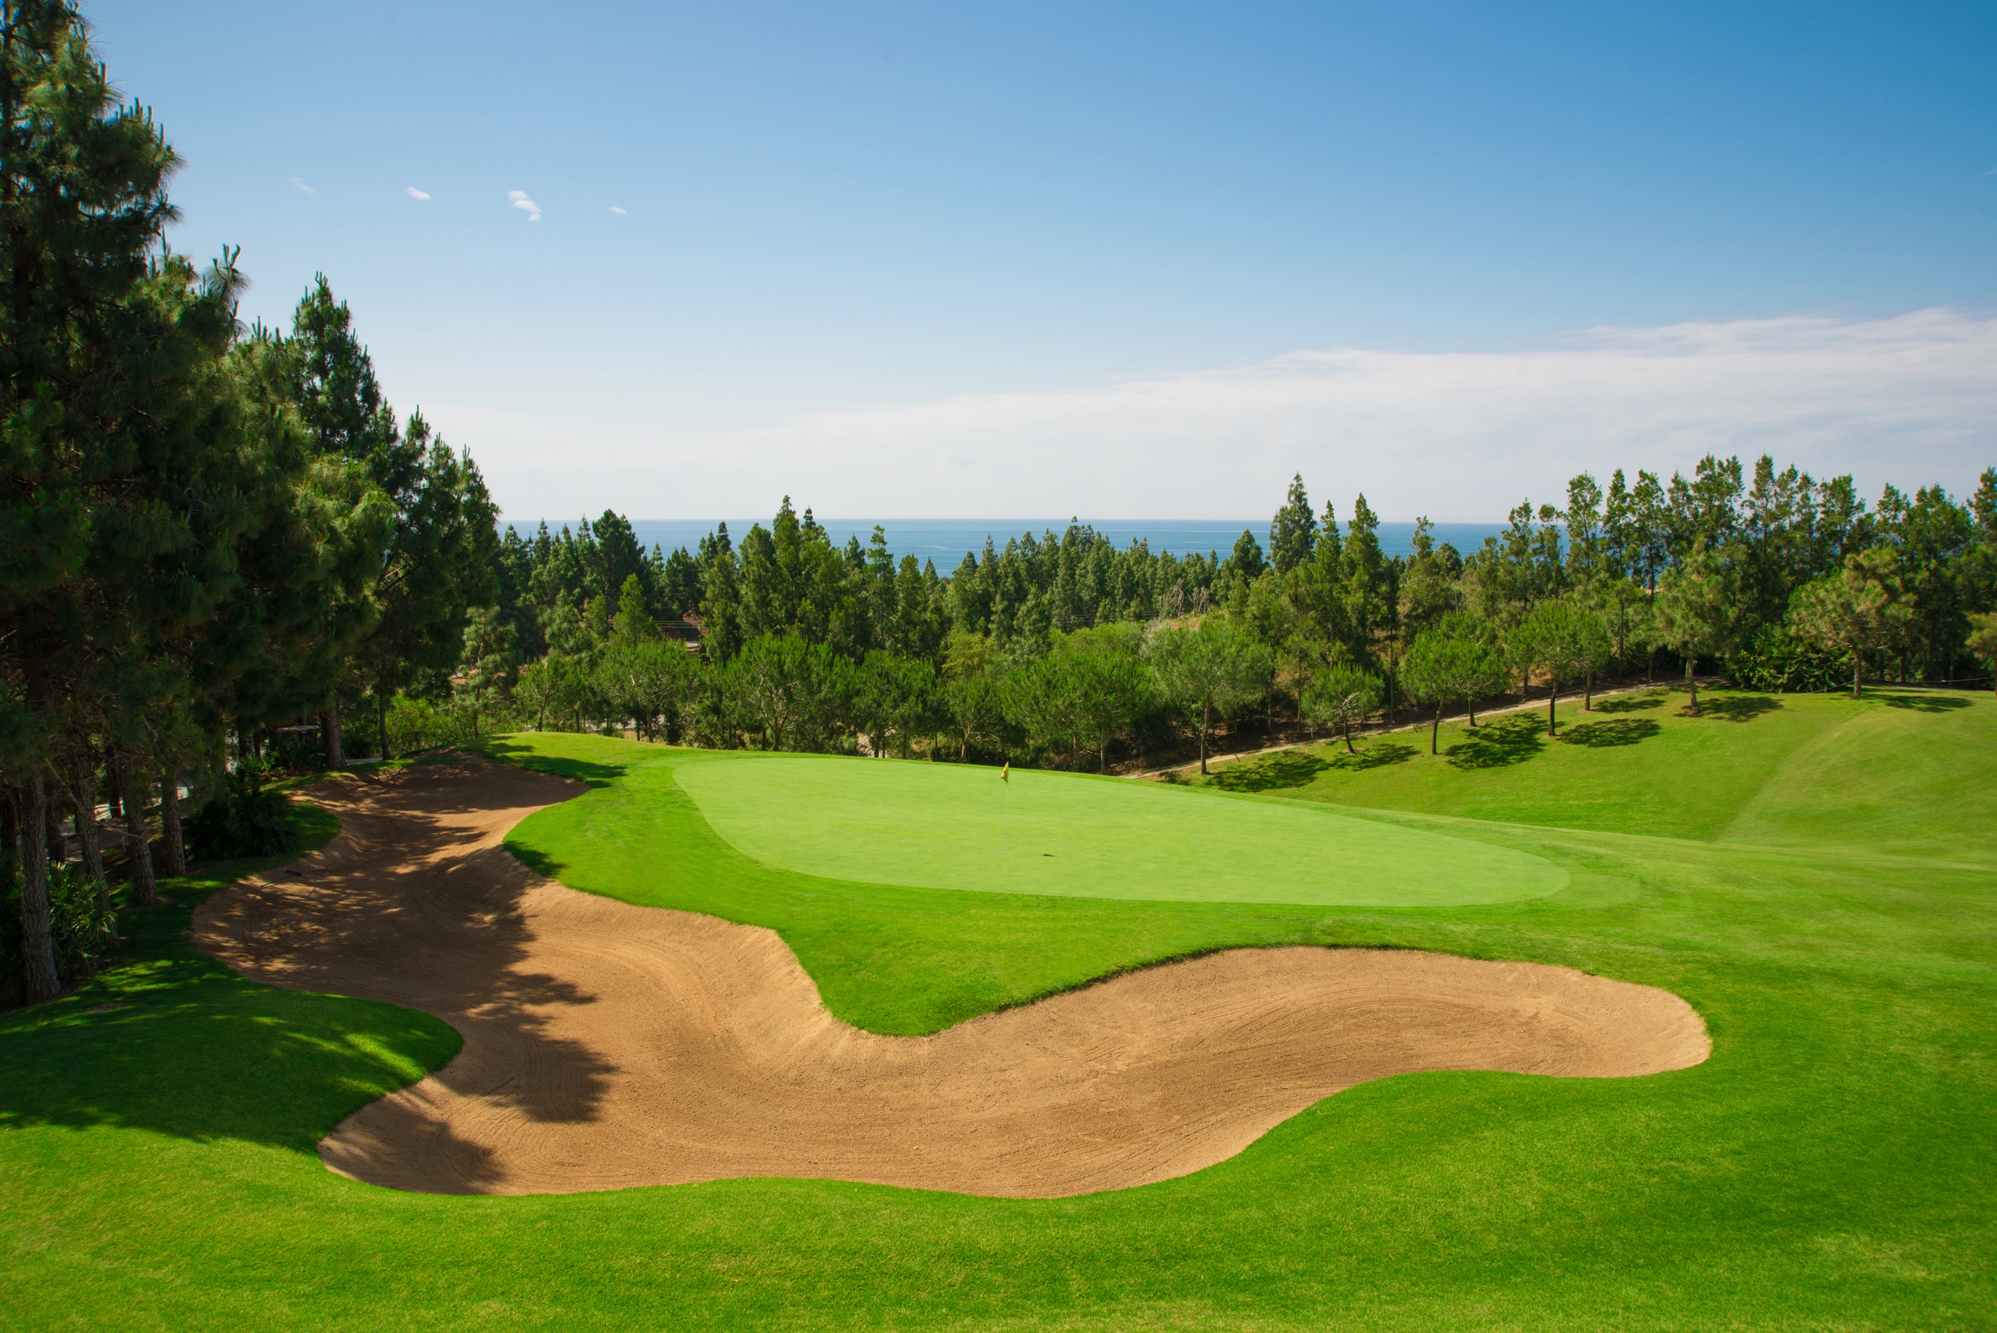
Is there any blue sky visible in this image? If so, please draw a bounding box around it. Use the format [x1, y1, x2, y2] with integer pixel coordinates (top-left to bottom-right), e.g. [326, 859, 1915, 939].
[95, 2, 1997, 520]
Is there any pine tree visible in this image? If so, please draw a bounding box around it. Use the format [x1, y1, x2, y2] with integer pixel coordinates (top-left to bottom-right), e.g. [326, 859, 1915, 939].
[1144, 618, 1272, 774]
[1654, 542, 1747, 715]
[2, 3, 254, 995]
[1267, 473, 1317, 576]
[1300, 663, 1383, 755]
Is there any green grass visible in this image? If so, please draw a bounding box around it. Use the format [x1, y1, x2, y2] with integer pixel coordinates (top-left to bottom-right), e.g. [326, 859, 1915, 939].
[670, 749, 1566, 905]
[2, 691, 1993, 1330]
[1207, 684, 1997, 853]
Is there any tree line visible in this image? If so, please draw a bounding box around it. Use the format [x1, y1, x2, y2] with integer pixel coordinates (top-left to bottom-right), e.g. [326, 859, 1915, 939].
[469, 454, 1996, 777]
[2, 3, 495, 1005]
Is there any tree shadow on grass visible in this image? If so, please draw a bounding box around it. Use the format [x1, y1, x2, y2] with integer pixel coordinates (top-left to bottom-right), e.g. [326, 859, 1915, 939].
[3, 762, 620, 1194]
[1207, 751, 1330, 792]
[1690, 694, 1783, 723]
[1445, 714, 1545, 769]
[477, 736, 627, 788]
[1328, 741, 1417, 772]
[0, 957, 464, 1160]
[1594, 691, 1667, 714]
[1206, 739, 1416, 791]
[1557, 718, 1661, 748]
[1875, 691, 1973, 713]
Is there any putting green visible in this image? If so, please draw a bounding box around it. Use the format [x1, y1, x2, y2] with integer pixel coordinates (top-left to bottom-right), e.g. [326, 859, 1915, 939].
[671, 752, 1568, 906]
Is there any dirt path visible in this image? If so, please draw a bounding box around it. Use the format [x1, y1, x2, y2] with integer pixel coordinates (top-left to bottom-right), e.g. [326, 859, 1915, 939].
[194, 761, 1709, 1199]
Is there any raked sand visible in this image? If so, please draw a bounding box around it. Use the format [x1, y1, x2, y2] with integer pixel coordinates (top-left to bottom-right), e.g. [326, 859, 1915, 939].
[194, 760, 1709, 1198]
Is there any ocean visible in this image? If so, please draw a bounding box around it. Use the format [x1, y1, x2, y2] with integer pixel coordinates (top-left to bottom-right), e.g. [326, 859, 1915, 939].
[504, 519, 1505, 566]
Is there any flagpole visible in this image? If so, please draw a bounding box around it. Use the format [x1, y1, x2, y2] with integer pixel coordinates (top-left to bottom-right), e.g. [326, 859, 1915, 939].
[1002, 760, 1010, 856]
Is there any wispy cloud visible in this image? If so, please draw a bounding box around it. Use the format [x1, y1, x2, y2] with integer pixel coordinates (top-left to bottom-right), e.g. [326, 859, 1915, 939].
[609, 205, 628, 215]
[507, 188, 542, 221]
[289, 176, 315, 194]
[437, 308, 1997, 522]
[407, 186, 431, 200]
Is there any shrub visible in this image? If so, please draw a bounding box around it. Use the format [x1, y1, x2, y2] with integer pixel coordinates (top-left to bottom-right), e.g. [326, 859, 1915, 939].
[182, 770, 300, 860]
[0, 858, 119, 1008]
[1730, 624, 1852, 693]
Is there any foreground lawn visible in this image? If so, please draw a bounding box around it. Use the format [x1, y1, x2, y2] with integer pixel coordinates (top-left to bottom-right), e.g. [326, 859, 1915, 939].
[1, 691, 1992, 1330]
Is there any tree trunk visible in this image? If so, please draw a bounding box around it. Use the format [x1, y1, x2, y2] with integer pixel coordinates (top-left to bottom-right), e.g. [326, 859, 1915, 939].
[69, 771, 112, 933]
[124, 775, 159, 908]
[1342, 719, 1355, 755]
[1547, 676, 1559, 736]
[1584, 668, 1594, 712]
[1467, 696, 1479, 726]
[71, 771, 104, 884]
[1431, 702, 1442, 755]
[1686, 660, 1701, 716]
[18, 780, 60, 1004]
[1852, 655, 1862, 700]
[45, 792, 66, 869]
[1199, 700, 1211, 775]
[379, 691, 392, 762]
[160, 769, 186, 875]
[321, 700, 343, 767]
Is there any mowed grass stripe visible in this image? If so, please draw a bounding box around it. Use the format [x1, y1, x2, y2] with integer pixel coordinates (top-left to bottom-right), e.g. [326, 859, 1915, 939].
[672, 751, 1568, 906]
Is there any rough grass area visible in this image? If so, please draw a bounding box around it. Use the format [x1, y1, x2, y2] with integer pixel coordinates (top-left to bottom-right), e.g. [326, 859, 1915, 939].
[1, 692, 1992, 1330]
[1206, 684, 1997, 852]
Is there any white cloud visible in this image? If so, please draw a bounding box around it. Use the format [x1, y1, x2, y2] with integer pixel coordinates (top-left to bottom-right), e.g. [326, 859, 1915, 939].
[609, 205, 627, 215]
[289, 176, 315, 194]
[431, 308, 1997, 522]
[507, 188, 542, 221]
[407, 186, 431, 200]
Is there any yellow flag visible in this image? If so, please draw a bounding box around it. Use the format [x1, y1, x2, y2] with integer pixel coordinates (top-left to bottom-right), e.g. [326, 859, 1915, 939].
[1000, 761, 1010, 783]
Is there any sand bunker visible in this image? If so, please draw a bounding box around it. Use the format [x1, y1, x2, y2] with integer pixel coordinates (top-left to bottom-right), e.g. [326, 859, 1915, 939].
[194, 761, 1709, 1199]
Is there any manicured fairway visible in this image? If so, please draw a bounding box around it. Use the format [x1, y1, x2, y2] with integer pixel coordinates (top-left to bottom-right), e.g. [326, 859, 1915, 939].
[673, 751, 1567, 906]
[2, 686, 1992, 1331]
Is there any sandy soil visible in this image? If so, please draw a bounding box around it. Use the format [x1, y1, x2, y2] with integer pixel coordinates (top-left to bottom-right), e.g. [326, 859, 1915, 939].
[194, 760, 1710, 1199]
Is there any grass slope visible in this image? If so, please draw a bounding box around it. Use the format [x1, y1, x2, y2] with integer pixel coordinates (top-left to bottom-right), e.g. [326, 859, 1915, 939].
[1, 690, 1992, 1330]
[1205, 684, 1997, 853]
[671, 749, 1565, 905]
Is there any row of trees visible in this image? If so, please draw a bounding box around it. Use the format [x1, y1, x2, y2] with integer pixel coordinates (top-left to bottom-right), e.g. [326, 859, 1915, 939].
[474, 459, 1995, 771]
[500, 613, 1277, 775]
[2, 2, 496, 1005]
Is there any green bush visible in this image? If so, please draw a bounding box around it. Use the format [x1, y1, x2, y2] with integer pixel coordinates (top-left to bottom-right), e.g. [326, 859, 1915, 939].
[183, 771, 300, 860]
[1729, 623, 1852, 693]
[383, 692, 517, 757]
[1, 857, 119, 1008]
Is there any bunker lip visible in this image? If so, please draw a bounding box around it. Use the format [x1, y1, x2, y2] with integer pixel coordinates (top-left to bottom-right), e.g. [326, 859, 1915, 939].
[193, 760, 1711, 1200]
